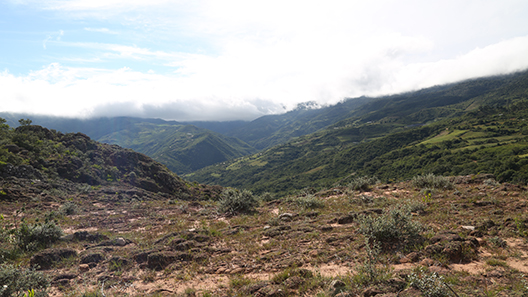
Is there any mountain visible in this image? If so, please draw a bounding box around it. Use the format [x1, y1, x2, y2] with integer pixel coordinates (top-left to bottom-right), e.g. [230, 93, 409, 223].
[97, 122, 256, 174]
[223, 99, 371, 150]
[0, 121, 222, 200]
[185, 70, 528, 194]
[0, 115, 256, 175]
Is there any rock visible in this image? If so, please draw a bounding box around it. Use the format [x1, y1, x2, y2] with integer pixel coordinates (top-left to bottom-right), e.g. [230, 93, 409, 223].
[115, 237, 127, 246]
[79, 264, 90, 272]
[147, 251, 192, 270]
[363, 287, 384, 296]
[279, 213, 293, 222]
[400, 252, 420, 263]
[30, 248, 77, 270]
[337, 214, 356, 224]
[321, 226, 333, 232]
[305, 211, 319, 218]
[461, 225, 475, 231]
[398, 287, 423, 297]
[73, 231, 109, 242]
[429, 232, 462, 244]
[330, 279, 346, 295]
[80, 253, 105, 264]
[420, 258, 435, 266]
[283, 276, 304, 289]
[255, 285, 285, 297]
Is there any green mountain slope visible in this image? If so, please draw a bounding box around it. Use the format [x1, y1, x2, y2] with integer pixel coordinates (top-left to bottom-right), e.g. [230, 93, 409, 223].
[98, 123, 256, 174]
[0, 116, 257, 175]
[224, 99, 370, 150]
[185, 70, 528, 194]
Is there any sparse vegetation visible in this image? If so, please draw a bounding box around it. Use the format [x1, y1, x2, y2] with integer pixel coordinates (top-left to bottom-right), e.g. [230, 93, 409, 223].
[408, 267, 451, 297]
[0, 264, 49, 297]
[411, 173, 454, 190]
[348, 176, 379, 191]
[357, 203, 423, 250]
[15, 221, 63, 251]
[217, 188, 259, 215]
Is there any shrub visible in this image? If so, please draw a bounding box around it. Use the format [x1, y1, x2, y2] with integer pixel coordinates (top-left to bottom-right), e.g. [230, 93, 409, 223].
[218, 189, 259, 215]
[352, 239, 392, 286]
[357, 204, 422, 250]
[294, 195, 325, 209]
[59, 201, 79, 215]
[408, 267, 451, 297]
[348, 176, 379, 191]
[0, 264, 49, 297]
[259, 192, 277, 202]
[16, 221, 63, 251]
[411, 173, 454, 190]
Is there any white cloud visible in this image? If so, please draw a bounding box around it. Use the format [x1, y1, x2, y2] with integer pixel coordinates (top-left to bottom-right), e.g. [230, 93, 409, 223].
[3, 0, 528, 120]
[84, 27, 117, 34]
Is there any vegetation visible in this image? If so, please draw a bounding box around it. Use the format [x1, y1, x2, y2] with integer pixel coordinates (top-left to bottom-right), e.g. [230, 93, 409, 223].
[0, 264, 49, 297]
[357, 203, 423, 251]
[217, 189, 259, 215]
[186, 70, 528, 195]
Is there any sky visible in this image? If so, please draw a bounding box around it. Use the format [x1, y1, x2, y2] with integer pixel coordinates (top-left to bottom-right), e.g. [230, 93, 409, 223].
[1, 1, 528, 121]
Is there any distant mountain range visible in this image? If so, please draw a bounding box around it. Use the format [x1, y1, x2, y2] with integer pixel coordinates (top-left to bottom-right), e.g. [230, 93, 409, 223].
[3, 69, 528, 194]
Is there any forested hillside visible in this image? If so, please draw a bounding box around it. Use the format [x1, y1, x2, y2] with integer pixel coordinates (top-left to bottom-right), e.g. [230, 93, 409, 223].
[185, 71, 528, 194]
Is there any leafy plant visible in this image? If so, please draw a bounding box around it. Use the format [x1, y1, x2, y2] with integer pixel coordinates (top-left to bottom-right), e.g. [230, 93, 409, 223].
[357, 204, 423, 250]
[59, 201, 79, 215]
[408, 267, 451, 297]
[412, 173, 454, 190]
[0, 264, 49, 297]
[217, 189, 259, 215]
[16, 221, 63, 251]
[352, 239, 392, 286]
[294, 195, 325, 209]
[348, 176, 379, 191]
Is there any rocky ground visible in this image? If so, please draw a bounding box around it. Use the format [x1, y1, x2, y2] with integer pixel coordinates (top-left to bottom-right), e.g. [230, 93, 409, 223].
[2, 174, 528, 296]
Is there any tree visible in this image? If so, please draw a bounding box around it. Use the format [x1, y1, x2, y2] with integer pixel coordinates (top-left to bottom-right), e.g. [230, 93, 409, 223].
[18, 119, 32, 126]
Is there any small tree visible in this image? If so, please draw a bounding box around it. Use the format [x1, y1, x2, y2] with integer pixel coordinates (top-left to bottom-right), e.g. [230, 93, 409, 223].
[18, 119, 32, 127]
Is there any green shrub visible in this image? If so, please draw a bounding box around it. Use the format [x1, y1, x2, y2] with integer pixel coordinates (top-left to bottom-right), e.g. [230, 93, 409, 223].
[59, 201, 79, 215]
[259, 192, 277, 202]
[357, 204, 422, 250]
[348, 176, 379, 191]
[218, 189, 259, 215]
[352, 239, 392, 286]
[408, 267, 451, 297]
[411, 173, 454, 190]
[16, 221, 63, 251]
[0, 264, 49, 297]
[294, 195, 325, 209]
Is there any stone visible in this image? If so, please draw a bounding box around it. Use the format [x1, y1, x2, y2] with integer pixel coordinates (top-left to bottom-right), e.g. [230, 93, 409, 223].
[30, 248, 77, 270]
[80, 253, 105, 264]
[79, 264, 90, 272]
[115, 237, 127, 246]
[279, 213, 293, 222]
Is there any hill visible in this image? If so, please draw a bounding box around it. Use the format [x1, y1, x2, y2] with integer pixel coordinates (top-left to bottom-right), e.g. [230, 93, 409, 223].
[0, 120, 221, 200]
[0, 115, 256, 175]
[185, 70, 528, 195]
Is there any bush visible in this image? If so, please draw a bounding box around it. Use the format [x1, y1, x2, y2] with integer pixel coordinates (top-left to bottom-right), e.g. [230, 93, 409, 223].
[218, 189, 259, 215]
[348, 176, 379, 191]
[408, 267, 451, 297]
[59, 201, 79, 215]
[357, 204, 422, 250]
[352, 239, 392, 286]
[259, 192, 277, 202]
[294, 195, 325, 209]
[411, 173, 454, 190]
[16, 221, 63, 251]
[0, 264, 49, 297]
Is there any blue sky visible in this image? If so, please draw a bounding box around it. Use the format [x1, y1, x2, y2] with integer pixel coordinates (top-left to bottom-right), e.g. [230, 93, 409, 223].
[2, 0, 528, 121]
